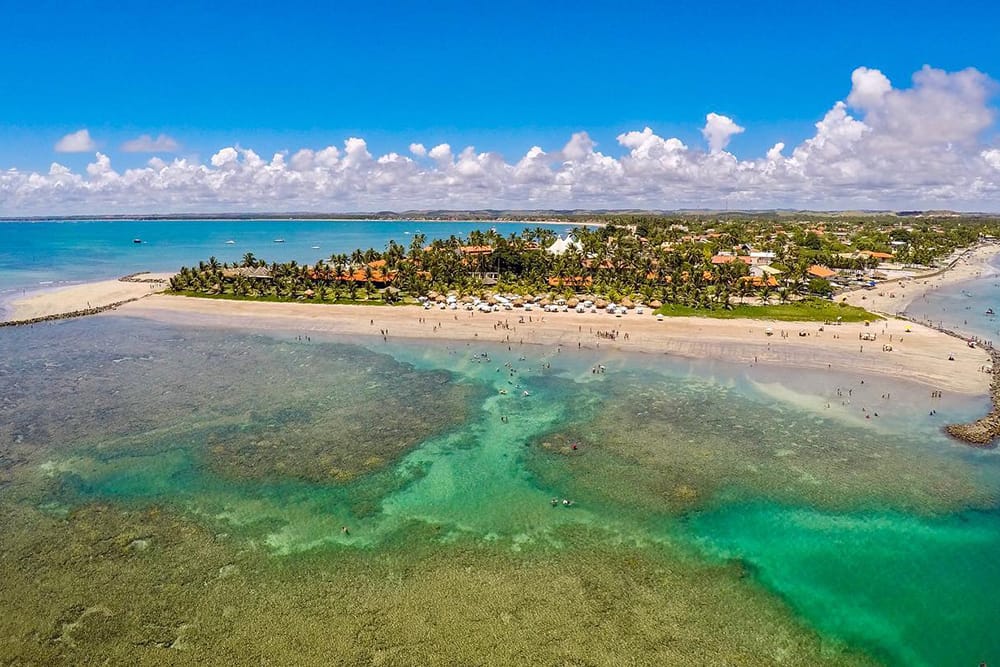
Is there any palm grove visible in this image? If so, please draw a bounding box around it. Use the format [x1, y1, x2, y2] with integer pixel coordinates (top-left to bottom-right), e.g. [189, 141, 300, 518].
[168, 214, 995, 311]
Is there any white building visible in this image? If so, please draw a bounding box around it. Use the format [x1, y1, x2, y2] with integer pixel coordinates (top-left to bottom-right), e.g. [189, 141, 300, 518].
[546, 234, 584, 256]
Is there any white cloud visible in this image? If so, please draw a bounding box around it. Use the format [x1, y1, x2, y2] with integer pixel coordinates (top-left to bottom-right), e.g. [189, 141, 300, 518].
[847, 67, 892, 110]
[121, 133, 179, 153]
[54, 129, 97, 153]
[428, 143, 453, 162]
[560, 132, 596, 161]
[702, 113, 744, 153]
[210, 147, 239, 168]
[984, 149, 1000, 170]
[3, 66, 999, 214]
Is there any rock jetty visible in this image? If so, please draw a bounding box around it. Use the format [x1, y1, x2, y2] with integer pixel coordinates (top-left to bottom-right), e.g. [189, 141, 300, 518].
[0, 273, 168, 328]
[946, 346, 1000, 448]
[0, 296, 147, 328]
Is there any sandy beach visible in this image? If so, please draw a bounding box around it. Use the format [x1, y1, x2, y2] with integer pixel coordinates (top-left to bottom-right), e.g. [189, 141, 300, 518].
[6, 247, 997, 395]
[3, 273, 172, 322]
[120, 294, 991, 395]
[841, 243, 1000, 316]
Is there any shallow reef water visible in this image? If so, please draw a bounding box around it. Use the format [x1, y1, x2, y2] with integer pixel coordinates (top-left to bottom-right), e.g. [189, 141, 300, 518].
[1, 314, 999, 665]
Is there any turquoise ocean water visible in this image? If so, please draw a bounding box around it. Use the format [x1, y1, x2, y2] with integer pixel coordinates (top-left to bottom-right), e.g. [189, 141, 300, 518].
[905, 253, 1000, 344]
[0, 219, 576, 306]
[1, 225, 1000, 664]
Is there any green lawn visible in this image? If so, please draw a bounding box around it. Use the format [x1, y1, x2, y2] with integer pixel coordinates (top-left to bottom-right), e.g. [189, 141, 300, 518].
[654, 299, 878, 322]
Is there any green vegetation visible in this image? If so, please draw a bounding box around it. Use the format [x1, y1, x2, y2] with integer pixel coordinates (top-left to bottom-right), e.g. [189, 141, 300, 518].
[655, 299, 878, 322]
[169, 213, 1000, 316]
[170, 290, 411, 306]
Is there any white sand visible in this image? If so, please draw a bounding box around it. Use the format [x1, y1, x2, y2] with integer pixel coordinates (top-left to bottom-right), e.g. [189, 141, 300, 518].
[10, 247, 997, 396]
[841, 243, 1000, 316]
[5, 273, 172, 321]
[121, 294, 992, 395]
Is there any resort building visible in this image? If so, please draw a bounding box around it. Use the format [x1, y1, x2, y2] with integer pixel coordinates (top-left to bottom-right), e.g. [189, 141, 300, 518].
[547, 234, 584, 256]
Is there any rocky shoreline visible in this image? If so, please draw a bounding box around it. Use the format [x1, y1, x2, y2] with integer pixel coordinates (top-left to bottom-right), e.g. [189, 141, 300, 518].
[0, 273, 168, 328]
[907, 315, 1000, 448]
[945, 344, 1000, 448]
[118, 272, 169, 284]
[0, 295, 148, 328]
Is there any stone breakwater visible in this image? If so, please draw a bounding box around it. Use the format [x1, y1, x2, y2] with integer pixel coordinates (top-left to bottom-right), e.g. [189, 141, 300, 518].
[0, 273, 169, 328]
[119, 272, 169, 284]
[910, 313, 1000, 448]
[0, 296, 147, 328]
[945, 345, 1000, 448]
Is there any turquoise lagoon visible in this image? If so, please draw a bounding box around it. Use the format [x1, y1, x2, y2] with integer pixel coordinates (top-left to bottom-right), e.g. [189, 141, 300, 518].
[1, 313, 999, 664]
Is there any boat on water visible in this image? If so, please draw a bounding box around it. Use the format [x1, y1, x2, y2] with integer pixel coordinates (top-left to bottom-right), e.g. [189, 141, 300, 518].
[311, 245, 320, 249]
[987, 308, 995, 315]
[225, 240, 235, 244]
[273, 239, 285, 243]
[132, 239, 142, 244]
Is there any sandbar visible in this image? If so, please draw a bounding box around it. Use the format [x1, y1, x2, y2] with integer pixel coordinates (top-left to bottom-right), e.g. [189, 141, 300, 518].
[120, 294, 991, 395]
[3, 274, 172, 322]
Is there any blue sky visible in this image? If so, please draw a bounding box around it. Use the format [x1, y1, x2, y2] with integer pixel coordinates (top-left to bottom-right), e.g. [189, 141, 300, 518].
[2, 0, 1000, 212]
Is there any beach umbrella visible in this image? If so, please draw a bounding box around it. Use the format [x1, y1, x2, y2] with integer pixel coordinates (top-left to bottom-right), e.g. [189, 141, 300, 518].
[650, 299, 663, 308]
[595, 298, 608, 308]
[621, 297, 634, 309]
[566, 297, 579, 308]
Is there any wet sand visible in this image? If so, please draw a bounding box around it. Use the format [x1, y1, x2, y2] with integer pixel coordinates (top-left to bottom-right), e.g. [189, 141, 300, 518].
[121, 294, 990, 395]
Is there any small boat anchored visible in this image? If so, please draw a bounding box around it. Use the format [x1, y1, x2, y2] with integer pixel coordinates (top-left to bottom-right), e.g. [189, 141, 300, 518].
[987, 308, 994, 315]
[132, 238, 142, 244]
[273, 239, 285, 243]
[225, 240, 236, 244]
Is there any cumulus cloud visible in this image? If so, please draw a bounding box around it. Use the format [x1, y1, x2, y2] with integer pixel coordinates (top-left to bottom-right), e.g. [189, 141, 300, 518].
[121, 133, 179, 153]
[847, 67, 892, 109]
[984, 149, 1000, 170]
[428, 143, 453, 163]
[4, 66, 999, 214]
[701, 113, 744, 153]
[54, 129, 97, 153]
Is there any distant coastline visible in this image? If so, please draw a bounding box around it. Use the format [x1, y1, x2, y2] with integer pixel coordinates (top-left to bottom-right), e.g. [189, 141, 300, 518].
[2, 208, 999, 223]
[0, 213, 585, 224]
